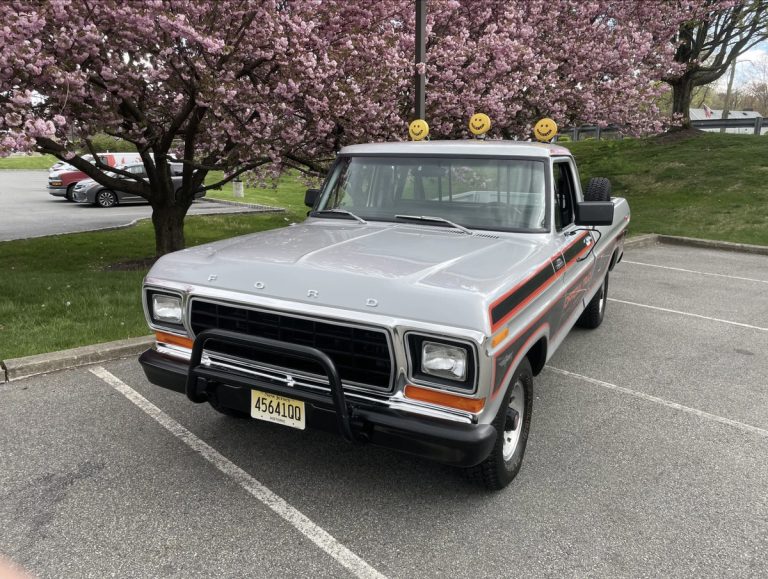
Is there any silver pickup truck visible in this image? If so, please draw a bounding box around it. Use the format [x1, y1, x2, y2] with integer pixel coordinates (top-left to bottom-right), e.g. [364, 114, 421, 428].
[139, 139, 629, 489]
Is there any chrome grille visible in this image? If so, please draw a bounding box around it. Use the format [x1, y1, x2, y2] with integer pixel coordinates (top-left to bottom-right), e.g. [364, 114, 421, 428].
[189, 300, 393, 390]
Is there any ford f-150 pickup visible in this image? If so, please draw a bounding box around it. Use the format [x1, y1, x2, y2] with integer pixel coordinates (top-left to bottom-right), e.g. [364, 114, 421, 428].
[138, 136, 629, 489]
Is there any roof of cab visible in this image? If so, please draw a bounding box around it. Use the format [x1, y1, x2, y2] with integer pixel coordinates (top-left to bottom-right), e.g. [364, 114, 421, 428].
[339, 139, 572, 158]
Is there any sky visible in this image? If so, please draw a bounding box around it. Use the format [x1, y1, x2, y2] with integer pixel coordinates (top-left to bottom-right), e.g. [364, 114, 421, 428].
[716, 43, 768, 89]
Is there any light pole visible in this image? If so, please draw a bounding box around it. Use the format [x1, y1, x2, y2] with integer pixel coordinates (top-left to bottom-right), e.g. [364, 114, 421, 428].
[415, 0, 426, 120]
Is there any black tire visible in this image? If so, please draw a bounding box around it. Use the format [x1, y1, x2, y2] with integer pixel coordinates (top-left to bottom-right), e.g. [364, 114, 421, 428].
[584, 177, 612, 202]
[577, 272, 609, 329]
[464, 358, 533, 490]
[65, 183, 76, 201]
[95, 189, 118, 208]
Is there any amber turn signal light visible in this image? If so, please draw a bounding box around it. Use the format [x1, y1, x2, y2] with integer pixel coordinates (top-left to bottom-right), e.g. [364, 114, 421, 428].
[404, 385, 485, 413]
[491, 327, 509, 347]
[155, 331, 193, 350]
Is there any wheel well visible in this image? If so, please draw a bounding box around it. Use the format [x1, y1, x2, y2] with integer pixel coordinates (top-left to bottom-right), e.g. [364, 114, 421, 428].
[526, 337, 547, 376]
[609, 248, 620, 271]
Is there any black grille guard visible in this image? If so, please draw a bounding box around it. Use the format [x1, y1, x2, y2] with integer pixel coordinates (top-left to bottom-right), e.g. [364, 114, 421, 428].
[186, 329, 356, 442]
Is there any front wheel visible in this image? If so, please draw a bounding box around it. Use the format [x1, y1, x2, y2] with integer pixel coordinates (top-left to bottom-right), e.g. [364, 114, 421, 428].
[464, 358, 533, 490]
[65, 183, 76, 201]
[576, 272, 608, 329]
[95, 189, 118, 208]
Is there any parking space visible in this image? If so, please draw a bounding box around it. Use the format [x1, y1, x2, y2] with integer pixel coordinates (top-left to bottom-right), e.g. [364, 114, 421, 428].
[0, 171, 273, 241]
[1, 242, 767, 577]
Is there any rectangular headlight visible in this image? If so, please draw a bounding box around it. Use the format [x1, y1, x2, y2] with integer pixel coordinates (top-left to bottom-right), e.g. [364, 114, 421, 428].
[152, 294, 182, 324]
[406, 334, 476, 391]
[422, 341, 467, 381]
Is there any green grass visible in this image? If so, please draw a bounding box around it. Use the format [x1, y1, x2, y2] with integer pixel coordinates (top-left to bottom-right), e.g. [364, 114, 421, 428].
[563, 132, 768, 245]
[0, 154, 57, 170]
[0, 181, 306, 360]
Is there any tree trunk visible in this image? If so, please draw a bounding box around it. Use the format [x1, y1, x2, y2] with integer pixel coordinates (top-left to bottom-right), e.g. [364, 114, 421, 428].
[671, 77, 694, 128]
[152, 203, 189, 257]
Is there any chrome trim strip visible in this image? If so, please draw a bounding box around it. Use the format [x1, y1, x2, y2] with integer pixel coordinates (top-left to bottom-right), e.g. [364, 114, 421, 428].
[203, 352, 471, 423]
[156, 342, 192, 361]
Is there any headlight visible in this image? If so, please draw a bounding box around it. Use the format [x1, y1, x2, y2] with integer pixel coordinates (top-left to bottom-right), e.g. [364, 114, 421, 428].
[152, 294, 183, 324]
[422, 341, 467, 380]
[406, 334, 476, 391]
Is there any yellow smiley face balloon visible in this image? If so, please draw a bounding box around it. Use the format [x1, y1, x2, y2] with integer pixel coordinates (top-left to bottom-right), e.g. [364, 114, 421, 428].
[469, 113, 491, 136]
[533, 118, 558, 142]
[409, 119, 429, 141]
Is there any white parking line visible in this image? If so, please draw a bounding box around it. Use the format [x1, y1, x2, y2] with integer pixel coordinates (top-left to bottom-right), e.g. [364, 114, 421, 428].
[546, 366, 768, 439]
[89, 366, 387, 579]
[623, 260, 768, 284]
[608, 298, 768, 332]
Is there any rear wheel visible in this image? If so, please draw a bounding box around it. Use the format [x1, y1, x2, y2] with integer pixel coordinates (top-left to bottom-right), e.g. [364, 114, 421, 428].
[577, 272, 608, 329]
[95, 189, 118, 208]
[464, 358, 533, 490]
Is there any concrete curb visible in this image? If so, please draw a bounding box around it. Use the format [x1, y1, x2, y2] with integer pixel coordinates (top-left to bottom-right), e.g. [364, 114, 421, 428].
[623, 233, 768, 255]
[200, 197, 285, 212]
[657, 234, 768, 256]
[623, 234, 659, 249]
[4, 200, 285, 242]
[2, 335, 153, 383]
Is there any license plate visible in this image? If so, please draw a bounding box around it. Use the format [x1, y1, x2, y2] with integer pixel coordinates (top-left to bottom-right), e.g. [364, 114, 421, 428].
[250, 389, 305, 430]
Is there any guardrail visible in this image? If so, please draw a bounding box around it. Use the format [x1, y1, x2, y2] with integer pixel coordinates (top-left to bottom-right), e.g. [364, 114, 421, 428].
[560, 117, 766, 141]
[558, 126, 622, 142]
[690, 117, 764, 134]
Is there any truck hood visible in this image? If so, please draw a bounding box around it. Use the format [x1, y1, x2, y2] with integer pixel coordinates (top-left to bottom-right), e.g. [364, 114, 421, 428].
[147, 220, 554, 330]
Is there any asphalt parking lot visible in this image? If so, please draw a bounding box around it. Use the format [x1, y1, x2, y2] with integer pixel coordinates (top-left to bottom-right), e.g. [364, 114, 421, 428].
[0, 171, 274, 241]
[1, 242, 767, 578]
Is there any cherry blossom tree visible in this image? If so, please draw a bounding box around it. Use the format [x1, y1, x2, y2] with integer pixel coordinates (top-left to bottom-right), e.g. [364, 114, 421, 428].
[664, 0, 768, 125]
[1, 0, 701, 255]
[0, 0, 411, 255]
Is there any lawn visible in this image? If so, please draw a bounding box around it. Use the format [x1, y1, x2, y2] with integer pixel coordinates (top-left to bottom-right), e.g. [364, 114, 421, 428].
[0, 154, 57, 170]
[2, 131, 767, 360]
[564, 131, 768, 246]
[0, 178, 307, 360]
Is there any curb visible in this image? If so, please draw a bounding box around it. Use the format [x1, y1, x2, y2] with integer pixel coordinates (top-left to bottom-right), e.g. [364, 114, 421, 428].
[2, 335, 153, 383]
[623, 233, 768, 255]
[4, 200, 284, 243]
[623, 234, 659, 249]
[657, 234, 768, 256]
[200, 197, 285, 212]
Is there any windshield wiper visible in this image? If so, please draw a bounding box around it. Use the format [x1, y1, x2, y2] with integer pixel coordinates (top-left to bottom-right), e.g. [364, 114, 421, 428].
[395, 214, 473, 235]
[312, 209, 367, 224]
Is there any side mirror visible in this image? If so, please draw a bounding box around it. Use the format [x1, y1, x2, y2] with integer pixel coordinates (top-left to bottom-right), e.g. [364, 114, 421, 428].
[574, 201, 614, 226]
[304, 188, 321, 208]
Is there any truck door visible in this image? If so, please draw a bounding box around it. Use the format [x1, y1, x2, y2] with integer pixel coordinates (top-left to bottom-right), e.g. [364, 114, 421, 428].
[552, 158, 596, 332]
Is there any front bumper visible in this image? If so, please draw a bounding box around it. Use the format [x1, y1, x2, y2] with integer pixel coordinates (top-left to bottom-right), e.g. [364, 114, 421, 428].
[48, 186, 67, 197]
[139, 338, 496, 468]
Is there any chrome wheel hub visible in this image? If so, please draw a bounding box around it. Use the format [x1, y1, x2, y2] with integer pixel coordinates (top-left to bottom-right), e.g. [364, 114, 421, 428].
[502, 378, 525, 461]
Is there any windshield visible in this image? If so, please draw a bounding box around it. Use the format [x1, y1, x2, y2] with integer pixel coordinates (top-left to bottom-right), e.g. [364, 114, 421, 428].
[316, 156, 548, 232]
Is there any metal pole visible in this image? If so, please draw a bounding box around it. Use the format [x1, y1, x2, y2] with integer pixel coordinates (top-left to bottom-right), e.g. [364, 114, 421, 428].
[415, 0, 426, 120]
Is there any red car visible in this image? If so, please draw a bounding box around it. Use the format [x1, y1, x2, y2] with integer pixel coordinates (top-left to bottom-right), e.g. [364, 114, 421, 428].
[47, 153, 143, 200]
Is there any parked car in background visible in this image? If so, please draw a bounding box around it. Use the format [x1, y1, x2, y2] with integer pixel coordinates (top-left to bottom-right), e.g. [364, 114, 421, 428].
[72, 162, 205, 207]
[47, 152, 146, 200]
